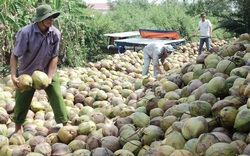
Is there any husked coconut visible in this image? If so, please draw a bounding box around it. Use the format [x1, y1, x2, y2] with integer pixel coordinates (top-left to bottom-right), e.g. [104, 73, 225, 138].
[32, 71, 49, 90]
[17, 74, 33, 92]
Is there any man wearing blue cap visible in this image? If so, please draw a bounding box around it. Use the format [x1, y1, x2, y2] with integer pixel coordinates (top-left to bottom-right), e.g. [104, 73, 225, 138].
[9, 4, 69, 136]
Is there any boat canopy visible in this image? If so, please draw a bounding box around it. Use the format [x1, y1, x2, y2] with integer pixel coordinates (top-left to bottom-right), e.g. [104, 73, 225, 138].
[139, 29, 181, 40]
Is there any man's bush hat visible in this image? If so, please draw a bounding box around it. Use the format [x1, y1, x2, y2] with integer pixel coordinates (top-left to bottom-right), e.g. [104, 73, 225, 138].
[32, 4, 60, 22]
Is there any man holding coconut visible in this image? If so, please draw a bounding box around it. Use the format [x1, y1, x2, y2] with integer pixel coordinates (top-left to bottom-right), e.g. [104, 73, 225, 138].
[9, 4, 69, 136]
[142, 43, 174, 76]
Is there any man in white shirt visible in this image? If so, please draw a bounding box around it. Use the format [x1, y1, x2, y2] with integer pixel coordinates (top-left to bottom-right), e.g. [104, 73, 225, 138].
[193, 12, 212, 55]
[142, 43, 173, 76]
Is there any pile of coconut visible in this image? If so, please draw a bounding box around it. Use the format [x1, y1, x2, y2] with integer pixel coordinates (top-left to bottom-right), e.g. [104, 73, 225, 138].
[0, 33, 250, 156]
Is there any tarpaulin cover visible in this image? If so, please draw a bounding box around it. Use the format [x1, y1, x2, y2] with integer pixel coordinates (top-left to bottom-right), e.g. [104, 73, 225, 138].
[139, 29, 181, 39]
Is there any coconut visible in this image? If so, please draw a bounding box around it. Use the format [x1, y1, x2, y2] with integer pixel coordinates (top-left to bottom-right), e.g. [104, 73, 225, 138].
[11, 144, 31, 156]
[199, 93, 217, 105]
[146, 97, 158, 112]
[34, 142, 52, 156]
[163, 103, 189, 118]
[239, 33, 250, 41]
[0, 113, 9, 124]
[119, 129, 140, 146]
[31, 71, 49, 90]
[181, 116, 208, 140]
[0, 135, 9, 149]
[204, 53, 221, 67]
[230, 140, 247, 155]
[170, 149, 194, 156]
[57, 126, 77, 144]
[17, 74, 33, 92]
[9, 133, 25, 145]
[206, 76, 229, 98]
[102, 123, 119, 137]
[182, 72, 194, 85]
[234, 109, 250, 132]
[0, 145, 17, 156]
[219, 106, 238, 128]
[158, 99, 179, 112]
[230, 66, 249, 78]
[86, 136, 101, 150]
[216, 60, 236, 75]
[29, 135, 48, 151]
[122, 140, 142, 155]
[113, 149, 134, 156]
[73, 149, 91, 156]
[183, 138, 198, 154]
[68, 140, 86, 152]
[189, 100, 212, 117]
[193, 133, 219, 155]
[101, 136, 120, 152]
[162, 130, 186, 149]
[91, 147, 114, 156]
[141, 125, 164, 145]
[204, 142, 237, 156]
[77, 121, 96, 135]
[51, 143, 72, 156]
[132, 112, 150, 128]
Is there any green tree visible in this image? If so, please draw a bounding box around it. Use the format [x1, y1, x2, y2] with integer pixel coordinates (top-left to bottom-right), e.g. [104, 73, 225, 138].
[216, 0, 250, 35]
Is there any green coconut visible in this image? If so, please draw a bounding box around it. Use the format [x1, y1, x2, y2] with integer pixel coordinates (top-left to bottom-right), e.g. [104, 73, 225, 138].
[182, 72, 194, 85]
[206, 59, 220, 68]
[78, 121, 96, 135]
[189, 100, 212, 117]
[34, 142, 52, 156]
[243, 82, 250, 98]
[0, 135, 9, 149]
[230, 67, 249, 78]
[216, 60, 236, 75]
[160, 115, 178, 132]
[31, 71, 49, 90]
[230, 140, 247, 155]
[154, 145, 175, 156]
[132, 112, 150, 128]
[161, 80, 179, 92]
[199, 93, 217, 105]
[122, 140, 142, 155]
[239, 33, 250, 41]
[204, 53, 221, 67]
[211, 100, 235, 117]
[17, 74, 33, 92]
[219, 106, 238, 128]
[194, 133, 220, 155]
[9, 133, 25, 145]
[162, 130, 186, 149]
[206, 76, 229, 98]
[181, 116, 208, 140]
[0, 145, 16, 156]
[119, 129, 140, 146]
[204, 142, 237, 156]
[101, 136, 120, 152]
[114, 149, 135, 156]
[199, 72, 213, 83]
[95, 90, 108, 100]
[170, 149, 194, 156]
[184, 138, 198, 154]
[163, 103, 189, 118]
[234, 109, 250, 132]
[141, 125, 164, 145]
